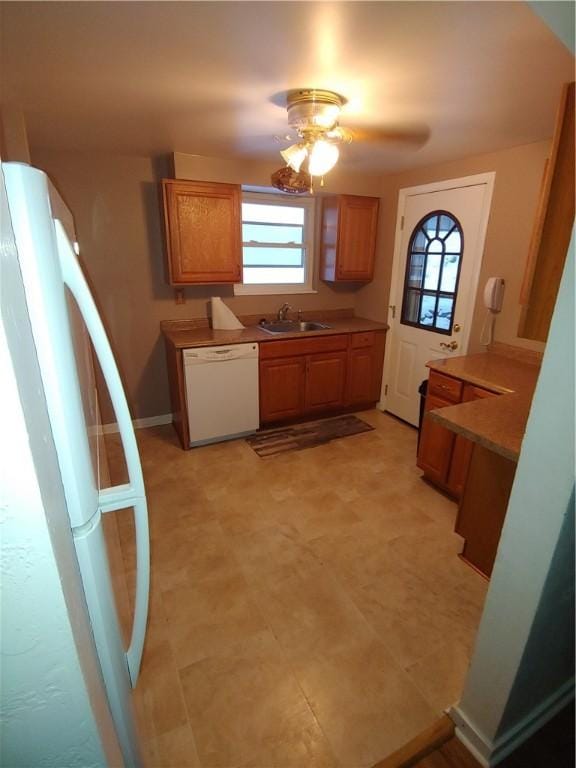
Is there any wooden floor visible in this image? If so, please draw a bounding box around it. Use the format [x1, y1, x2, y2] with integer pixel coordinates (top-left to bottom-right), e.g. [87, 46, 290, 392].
[104, 409, 488, 767]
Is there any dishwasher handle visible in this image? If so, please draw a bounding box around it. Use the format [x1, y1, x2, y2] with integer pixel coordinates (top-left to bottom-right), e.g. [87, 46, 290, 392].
[184, 345, 258, 364]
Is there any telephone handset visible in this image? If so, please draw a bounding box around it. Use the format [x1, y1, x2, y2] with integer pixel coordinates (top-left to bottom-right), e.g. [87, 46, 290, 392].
[484, 277, 505, 313]
[481, 277, 505, 346]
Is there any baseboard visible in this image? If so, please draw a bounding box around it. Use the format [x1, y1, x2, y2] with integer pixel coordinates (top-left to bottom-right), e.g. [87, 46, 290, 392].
[449, 707, 491, 766]
[99, 413, 173, 435]
[449, 676, 575, 766]
[490, 677, 575, 765]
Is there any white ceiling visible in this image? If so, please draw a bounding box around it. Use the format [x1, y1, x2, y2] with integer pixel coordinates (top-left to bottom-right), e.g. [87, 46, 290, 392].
[1, 1, 573, 173]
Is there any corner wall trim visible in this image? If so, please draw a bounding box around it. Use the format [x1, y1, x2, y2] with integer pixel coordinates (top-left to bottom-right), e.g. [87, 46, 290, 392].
[449, 676, 575, 766]
[100, 413, 173, 435]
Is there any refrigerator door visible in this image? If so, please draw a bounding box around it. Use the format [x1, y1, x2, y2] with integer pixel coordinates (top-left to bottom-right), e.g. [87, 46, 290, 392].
[4, 163, 150, 766]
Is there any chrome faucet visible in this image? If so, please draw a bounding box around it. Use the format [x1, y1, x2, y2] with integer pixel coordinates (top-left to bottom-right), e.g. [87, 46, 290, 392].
[277, 302, 292, 321]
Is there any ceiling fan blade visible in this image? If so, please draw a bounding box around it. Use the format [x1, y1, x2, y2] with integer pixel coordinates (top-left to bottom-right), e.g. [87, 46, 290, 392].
[346, 124, 430, 148]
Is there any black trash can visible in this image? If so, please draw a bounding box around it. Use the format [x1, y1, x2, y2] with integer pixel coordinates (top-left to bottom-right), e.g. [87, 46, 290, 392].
[417, 379, 428, 453]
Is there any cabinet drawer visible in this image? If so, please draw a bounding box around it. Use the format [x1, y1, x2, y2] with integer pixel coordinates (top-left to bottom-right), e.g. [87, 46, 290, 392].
[351, 331, 375, 349]
[428, 370, 462, 403]
[462, 383, 498, 401]
[259, 334, 348, 360]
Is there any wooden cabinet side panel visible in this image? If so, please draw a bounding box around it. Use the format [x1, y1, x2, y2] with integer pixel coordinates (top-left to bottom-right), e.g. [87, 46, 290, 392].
[457, 445, 516, 577]
[519, 81, 575, 341]
[165, 341, 189, 449]
[336, 196, 379, 280]
[305, 352, 348, 411]
[260, 357, 305, 423]
[447, 383, 497, 498]
[417, 394, 456, 485]
[320, 197, 339, 281]
[370, 331, 386, 402]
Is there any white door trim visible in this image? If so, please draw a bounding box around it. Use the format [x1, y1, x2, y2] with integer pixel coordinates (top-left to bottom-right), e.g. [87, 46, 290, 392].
[378, 172, 496, 411]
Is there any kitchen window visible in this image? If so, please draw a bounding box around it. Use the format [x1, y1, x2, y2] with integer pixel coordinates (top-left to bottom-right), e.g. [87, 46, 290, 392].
[234, 192, 316, 295]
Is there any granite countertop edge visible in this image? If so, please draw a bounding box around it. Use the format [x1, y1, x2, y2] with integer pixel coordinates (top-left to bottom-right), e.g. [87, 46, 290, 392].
[162, 317, 389, 349]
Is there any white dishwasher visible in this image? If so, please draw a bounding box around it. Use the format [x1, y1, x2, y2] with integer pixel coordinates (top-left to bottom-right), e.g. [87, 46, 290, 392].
[184, 343, 259, 447]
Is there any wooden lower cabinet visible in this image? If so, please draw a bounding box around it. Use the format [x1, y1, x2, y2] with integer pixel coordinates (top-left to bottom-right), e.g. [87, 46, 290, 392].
[305, 352, 347, 412]
[259, 330, 386, 425]
[417, 394, 456, 486]
[446, 384, 497, 496]
[418, 373, 497, 499]
[259, 357, 306, 423]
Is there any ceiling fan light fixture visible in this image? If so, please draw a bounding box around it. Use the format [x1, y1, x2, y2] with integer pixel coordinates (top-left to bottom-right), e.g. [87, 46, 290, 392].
[280, 143, 307, 172]
[308, 140, 339, 176]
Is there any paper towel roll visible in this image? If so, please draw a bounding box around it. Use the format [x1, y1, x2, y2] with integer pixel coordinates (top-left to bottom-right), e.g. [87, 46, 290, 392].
[211, 297, 245, 330]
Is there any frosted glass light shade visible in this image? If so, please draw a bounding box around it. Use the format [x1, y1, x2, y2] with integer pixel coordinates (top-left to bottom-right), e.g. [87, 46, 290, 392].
[280, 144, 307, 173]
[308, 140, 339, 176]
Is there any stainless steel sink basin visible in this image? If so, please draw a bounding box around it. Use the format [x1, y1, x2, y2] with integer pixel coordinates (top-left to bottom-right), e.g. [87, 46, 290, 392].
[259, 320, 332, 335]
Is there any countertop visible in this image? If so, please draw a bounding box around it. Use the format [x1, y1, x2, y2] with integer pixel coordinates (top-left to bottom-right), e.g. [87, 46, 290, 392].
[427, 352, 541, 462]
[162, 316, 388, 350]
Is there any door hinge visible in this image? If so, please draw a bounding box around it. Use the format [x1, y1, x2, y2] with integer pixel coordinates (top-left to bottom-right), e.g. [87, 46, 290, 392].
[400, 215, 405, 230]
[384, 384, 388, 396]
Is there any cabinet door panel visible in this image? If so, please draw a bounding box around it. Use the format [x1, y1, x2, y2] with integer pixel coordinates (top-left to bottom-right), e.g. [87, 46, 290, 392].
[260, 357, 305, 423]
[348, 348, 374, 405]
[417, 394, 455, 485]
[162, 180, 242, 284]
[337, 196, 379, 280]
[305, 352, 347, 412]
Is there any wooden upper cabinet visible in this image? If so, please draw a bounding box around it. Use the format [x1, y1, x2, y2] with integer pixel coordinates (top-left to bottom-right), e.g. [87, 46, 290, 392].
[519, 81, 575, 342]
[161, 179, 242, 285]
[320, 195, 380, 282]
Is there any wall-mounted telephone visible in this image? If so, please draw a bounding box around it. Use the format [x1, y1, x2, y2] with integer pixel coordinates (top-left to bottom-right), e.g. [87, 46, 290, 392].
[484, 277, 505, 313]
[481, 277, 505, 346]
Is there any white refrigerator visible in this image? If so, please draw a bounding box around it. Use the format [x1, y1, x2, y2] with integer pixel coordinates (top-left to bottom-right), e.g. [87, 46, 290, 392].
[2, 162, 150, 766]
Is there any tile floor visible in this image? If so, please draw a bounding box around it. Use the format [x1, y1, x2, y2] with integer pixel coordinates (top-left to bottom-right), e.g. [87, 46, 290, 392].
[106, 409, 488, 768]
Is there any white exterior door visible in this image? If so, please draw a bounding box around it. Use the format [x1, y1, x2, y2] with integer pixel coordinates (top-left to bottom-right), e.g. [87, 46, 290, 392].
[383, 176, 494, 426]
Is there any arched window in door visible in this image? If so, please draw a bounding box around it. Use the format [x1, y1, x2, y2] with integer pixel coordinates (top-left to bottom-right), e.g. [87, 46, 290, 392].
[400, 211, 463, 334]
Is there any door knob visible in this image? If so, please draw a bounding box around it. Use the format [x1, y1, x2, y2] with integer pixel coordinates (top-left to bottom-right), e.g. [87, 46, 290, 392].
[440, 341, 458, 351]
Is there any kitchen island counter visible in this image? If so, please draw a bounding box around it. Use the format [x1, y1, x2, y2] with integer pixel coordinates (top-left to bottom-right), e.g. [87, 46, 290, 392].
[427, 351, 540, 462]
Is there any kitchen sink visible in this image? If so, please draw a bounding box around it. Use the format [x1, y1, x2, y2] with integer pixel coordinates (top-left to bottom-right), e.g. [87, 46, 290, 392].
[259, 320, 332, 335]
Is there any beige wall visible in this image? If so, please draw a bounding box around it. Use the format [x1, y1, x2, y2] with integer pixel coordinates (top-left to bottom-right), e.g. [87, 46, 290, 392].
[33, 140, 548, 420]
[32, 149, 378, 421]
[356, 140, 550, 355]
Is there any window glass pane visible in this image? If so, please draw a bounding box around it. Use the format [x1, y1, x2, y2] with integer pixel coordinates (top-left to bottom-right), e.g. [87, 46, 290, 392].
[243, 223, 303, 244]
[419, 294, 436, 326]
[439, 215, 455, 237]
[424, 252, 442, 290]
[444, 230, 461, 253]
[408, 253, 425, 288]
[403, 290, 420, 323]
[440, 254, 460, 293]
[242, 202, 304, 225]
[243, 246, 303, 267]
[428, 238, 443, 254]
[423, 215, 438, 239]
[412, 231, 428, 252]
[436, 296, 454, 330]
[243, 266, 305, 284]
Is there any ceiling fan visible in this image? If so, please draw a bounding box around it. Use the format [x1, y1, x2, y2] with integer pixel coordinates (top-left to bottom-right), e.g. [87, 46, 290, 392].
[271, 88, 429, 193]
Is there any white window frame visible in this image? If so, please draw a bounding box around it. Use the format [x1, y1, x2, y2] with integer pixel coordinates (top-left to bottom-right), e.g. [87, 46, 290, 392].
[234, 191, 317, 296]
